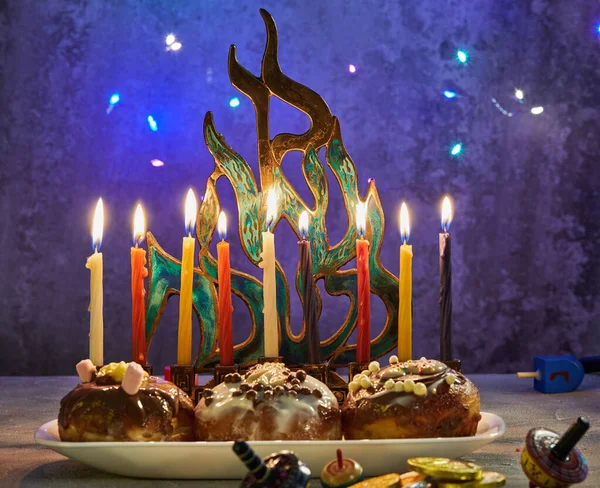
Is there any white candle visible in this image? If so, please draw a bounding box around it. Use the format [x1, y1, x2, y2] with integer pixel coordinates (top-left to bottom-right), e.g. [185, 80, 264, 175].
[259, 189, 278, 357]
[86, 198, 104, 366]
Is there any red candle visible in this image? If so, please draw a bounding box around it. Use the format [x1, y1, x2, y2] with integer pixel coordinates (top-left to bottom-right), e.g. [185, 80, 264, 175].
[217, 211, 234, 366]
[131, 204, 148, 364]
[355, 202, 371, 364]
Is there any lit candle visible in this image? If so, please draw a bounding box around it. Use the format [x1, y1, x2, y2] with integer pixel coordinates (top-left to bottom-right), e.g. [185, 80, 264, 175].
[217, 211, 234, 366]
[131, 204, 148, 365]
[440, 196, 453, 361]
[355, 201, 370, 364]
[86, 198, 104, 367]
[259, 189, 278, 357]
[298, 211, 320, 363]
[177, 189, 197, 365]
[398, 202, 413, 361]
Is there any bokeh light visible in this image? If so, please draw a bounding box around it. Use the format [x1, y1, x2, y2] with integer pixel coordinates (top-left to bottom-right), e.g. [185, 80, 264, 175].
[450, 143, 463, 156]
[229, 97, 240, 108]
[147, 115, 158, 131]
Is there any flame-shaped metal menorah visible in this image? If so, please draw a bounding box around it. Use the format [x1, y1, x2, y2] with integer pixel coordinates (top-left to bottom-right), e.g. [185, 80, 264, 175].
[144, 10, 400, 391]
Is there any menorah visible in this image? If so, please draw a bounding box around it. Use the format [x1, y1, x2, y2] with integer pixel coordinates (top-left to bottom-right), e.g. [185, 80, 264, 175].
[143, 9, 404, 403]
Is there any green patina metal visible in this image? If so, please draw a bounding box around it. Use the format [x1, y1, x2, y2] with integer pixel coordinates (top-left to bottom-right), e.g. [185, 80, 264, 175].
[145, 9, 400, 370]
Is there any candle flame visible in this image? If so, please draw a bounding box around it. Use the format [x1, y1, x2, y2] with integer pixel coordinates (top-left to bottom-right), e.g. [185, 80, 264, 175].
[266, 188, 278, 231]
[218, 211, 227, 240]
[400, 202, 410, 243]
[133, 204, 145, 246]
[441, 196, 453, 232]
[92, 198, 104, 251]
[185, 189, 197, 235]
[298, 210, 309, 239]
[356, 201, 367, 239]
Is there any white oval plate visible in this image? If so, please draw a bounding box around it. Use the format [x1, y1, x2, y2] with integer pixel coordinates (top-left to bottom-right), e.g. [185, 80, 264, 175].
[35, 412, 504, 479]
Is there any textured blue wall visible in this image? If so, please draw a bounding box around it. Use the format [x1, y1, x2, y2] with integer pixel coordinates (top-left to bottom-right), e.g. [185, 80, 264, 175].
[1, 0, 599, 375]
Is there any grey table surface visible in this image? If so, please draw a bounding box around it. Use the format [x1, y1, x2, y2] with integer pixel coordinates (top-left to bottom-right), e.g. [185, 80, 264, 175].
[0, 374, 598, 487]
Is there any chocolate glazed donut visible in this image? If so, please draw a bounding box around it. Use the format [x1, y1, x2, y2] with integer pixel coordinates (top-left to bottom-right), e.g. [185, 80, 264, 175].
[59, 363, 195, 442]
[194, 362, 341, 441]
[342, 358, 481, 439]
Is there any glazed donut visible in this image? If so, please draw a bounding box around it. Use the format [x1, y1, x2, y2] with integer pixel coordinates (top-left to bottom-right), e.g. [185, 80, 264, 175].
[195, 362, 341, 441]
[342, 358, 481, 439]
[59, 361, 195, 442]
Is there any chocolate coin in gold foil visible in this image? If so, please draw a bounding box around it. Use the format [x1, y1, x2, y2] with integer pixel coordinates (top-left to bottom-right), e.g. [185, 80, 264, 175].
[437, 471, 506, 487]
[347, 473, 402, 488]
[400, 471, 427, 486]
[407, 458, 482, 481]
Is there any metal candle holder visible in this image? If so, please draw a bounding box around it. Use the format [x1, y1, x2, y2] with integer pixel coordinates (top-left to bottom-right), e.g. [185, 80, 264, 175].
[143, 9, 459, 398]
[141, 364, 153, 375]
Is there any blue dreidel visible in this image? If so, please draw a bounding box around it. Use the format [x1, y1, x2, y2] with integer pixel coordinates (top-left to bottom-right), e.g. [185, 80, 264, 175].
[517, 356, 585, 393]
[233, 440, 311, 488]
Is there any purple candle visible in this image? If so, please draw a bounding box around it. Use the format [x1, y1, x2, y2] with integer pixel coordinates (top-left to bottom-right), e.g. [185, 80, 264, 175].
[440, 196, 453, 362]
[298, 211, 320, 363]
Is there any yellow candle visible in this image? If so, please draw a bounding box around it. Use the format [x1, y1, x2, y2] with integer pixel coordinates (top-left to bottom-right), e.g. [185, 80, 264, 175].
[86, 198, 104, 367]
[398, 201, 412, 361]
[259, 189, 278, 357]
[177, 189, 197, 365]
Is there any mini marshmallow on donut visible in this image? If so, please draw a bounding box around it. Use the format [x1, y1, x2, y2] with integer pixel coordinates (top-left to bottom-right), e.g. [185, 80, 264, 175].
[76, 359, 96, 383]
[122, 362, 145, 395]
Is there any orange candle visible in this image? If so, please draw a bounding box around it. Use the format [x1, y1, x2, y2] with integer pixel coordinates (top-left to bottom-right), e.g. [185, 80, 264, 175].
[355, 202, 371, 364]
[217, 211, 234, 366]
[131, 204, 148, 364]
